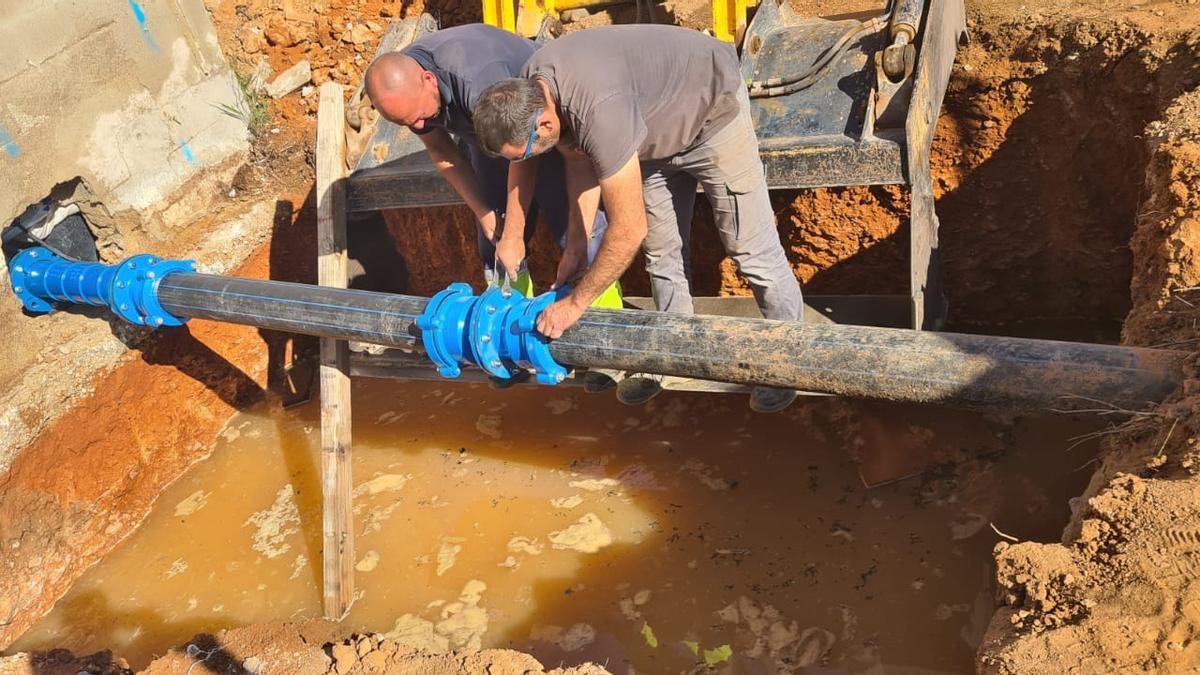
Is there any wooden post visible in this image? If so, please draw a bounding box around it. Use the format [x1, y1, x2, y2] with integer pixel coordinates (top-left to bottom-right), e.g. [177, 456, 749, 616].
[316, 81, 355, 619]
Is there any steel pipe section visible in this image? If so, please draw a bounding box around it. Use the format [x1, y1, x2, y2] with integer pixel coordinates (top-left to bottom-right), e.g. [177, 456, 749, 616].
[8, 248, 1187, 410]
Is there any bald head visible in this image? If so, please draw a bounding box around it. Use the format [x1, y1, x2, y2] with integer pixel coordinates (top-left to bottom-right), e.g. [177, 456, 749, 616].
[364, 52, 441, 130]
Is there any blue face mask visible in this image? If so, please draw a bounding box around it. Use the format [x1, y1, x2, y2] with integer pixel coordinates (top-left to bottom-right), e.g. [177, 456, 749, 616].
[521, 107, 542, 160]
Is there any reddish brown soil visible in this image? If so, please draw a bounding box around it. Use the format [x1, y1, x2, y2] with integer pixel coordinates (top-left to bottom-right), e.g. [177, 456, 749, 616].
[977, 60, 1200, 674]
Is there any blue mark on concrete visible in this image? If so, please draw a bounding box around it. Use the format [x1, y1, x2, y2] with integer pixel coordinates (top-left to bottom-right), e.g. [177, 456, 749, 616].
[0, 124, 19, 158]
[179, 138, 197, 166]
[128, 0, 160, 52]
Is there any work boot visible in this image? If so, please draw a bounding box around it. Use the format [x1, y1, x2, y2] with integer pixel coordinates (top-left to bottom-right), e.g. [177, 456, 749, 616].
[489, 369, 531, 390]
[583, 368, 622, 393]
[750, 386, 798, 414]
[616, 373, 664, 405]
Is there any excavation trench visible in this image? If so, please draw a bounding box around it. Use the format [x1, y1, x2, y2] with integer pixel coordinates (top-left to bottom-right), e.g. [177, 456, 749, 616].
[1, 3, 1199, 674]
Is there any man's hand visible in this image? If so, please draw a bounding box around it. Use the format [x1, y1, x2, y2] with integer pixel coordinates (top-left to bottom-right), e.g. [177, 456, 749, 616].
[479, 210, 501, 244]
[536, 295, 588, 339]
[495, 235, 525, 281]
[553, 240, 587, 289]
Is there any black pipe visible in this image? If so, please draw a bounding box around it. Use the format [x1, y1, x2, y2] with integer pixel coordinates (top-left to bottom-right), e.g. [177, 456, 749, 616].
[155, 272, 1186, 411]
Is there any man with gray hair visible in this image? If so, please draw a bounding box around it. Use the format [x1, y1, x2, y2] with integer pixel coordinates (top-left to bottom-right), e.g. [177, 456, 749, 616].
[364, 24, 603, 293]
[473, 25, 803, 413]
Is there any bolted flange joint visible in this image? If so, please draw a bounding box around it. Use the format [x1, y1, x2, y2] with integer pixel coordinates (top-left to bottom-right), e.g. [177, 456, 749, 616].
[416, 283, 570, 385]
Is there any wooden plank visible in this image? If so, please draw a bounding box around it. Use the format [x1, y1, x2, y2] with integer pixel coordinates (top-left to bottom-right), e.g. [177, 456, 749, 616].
[316, 81, 355, 619]
[905, 0, 965, 330]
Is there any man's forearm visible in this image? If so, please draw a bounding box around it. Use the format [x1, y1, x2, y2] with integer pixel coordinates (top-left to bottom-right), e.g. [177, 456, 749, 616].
[571, 221, 639, 304]
[501, 157, 540, 241]
[568, 156, 648, 306]
[421, 131, 492, 223]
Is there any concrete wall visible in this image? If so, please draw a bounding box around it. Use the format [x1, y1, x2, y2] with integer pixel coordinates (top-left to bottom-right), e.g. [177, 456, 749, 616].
[0, 0, 260, 475]
[0, 0, 249, 241]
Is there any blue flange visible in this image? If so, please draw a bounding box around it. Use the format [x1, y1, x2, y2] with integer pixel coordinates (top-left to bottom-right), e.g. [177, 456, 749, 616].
[110, 254, 195, 326]
[415, 282, 476, 378]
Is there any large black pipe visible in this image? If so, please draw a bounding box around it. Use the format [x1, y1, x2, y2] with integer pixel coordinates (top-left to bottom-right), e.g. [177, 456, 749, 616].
[155, 272, 1186, 411]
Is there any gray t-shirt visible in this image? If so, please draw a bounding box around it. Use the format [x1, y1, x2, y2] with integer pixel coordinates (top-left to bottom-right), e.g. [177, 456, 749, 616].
[402, 24, 536, 142]
[522, 25, 743, 179]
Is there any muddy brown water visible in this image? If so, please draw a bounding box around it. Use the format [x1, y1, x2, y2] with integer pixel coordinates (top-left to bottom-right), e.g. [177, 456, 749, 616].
[7, 378, 1103, 672]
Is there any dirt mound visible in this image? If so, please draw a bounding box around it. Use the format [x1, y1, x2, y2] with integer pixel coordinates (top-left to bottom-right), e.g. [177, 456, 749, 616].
[128, 622, 609, 675]
[980, 473, 1200, 672]
[323, 634, 611, 675]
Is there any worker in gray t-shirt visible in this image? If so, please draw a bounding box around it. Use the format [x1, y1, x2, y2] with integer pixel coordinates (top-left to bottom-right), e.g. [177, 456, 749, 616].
[364, 24, 604, 291]
[473, 25, 803, 413]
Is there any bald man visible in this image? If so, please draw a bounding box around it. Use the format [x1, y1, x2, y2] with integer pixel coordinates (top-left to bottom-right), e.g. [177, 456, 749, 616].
[365, 24, 597, 290]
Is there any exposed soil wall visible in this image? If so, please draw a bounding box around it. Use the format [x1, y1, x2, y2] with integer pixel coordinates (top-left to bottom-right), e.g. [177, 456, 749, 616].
[977, 66, 1200, 675]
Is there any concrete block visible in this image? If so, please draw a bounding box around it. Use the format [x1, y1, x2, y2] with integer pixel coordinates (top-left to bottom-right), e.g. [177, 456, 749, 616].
[266, 60, 312, 98]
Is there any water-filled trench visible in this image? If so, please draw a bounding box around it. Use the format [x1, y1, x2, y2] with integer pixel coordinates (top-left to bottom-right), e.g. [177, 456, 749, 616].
[9, 375, 1103, 672]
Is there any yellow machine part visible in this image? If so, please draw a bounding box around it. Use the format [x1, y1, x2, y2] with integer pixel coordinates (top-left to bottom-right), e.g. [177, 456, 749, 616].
[484, 0, 754, 42]
[711, 0, 750, 42]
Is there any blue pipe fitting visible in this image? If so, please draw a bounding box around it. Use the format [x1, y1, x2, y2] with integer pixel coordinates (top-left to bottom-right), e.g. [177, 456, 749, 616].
[416, 283, 476, 378]
[469, 287, 524, 378]
[503, 289, 570, 385]
[417, 282, 569, 385]
[8, 247, 194, 326]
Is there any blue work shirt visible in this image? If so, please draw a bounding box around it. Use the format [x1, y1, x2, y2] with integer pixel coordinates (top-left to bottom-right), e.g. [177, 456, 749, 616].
[401, 24, 537, 142]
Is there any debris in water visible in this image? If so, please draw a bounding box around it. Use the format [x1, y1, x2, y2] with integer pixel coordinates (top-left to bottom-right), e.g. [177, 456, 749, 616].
[506, 536, 544, 555]
[436, 579, 490, 650]
[289, 554, 307, 580]
[244, 484, 300, 559]
[679, 458, 732, 491]
[641, 623, 658, 648]
[173, 490, 210, 517]
[436, 538, 464, 576]
[475, 414, 503, 439]
[530, 623, 596, 652]
[569, 477, 620, 492]
[163, 558, 188, 579]
[717, 596, 835, 668]
[356, 550, 380, 572]
[703, 644, 733, 666]
[549, 513, 613, 553]
[550, 494, 583, 509]
[386, 614, 449, 653]
[546, 399, 576, 415]
[353, 473, 411, 496]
